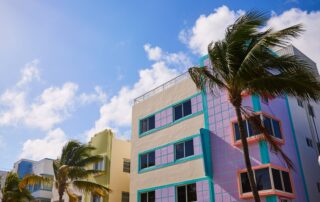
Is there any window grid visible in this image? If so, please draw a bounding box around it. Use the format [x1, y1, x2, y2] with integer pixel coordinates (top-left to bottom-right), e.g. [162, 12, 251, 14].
[155, 187, 175, 202]
[155, 145, 174, 166]
[191, 94, 203, 114]
[123, 159, 130, 173]
[155, 108, 173, 128]
[196, 180, 210, 202]
[121, 192, 129, 202]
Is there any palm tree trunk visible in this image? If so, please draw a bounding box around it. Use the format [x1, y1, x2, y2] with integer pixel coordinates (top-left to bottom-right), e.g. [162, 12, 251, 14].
[59, 187, 64, 202]
[235, 106, 261, 202]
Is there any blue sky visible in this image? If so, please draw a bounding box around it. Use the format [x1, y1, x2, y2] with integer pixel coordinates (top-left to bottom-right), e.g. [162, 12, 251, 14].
[0, 0, 319, 170]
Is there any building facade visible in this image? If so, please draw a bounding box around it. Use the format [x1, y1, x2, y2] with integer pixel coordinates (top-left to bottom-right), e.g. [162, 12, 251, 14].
[130, 46, 319, 202]
[13, 158, 54, 202]
[82, 129, 131, 202]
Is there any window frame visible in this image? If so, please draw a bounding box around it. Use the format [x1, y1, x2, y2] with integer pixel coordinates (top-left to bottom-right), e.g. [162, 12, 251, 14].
[140, 151, 155, 170]
[231, 112, 284, 146]
[123, 158, 130, 173]
[176, 183, 197, 202]
[173, 99, 192, 121]
[140, 190, 155, 202]
[93, 158, 105, 171]
[238, 164, 295, 199]
[140, 115, 156, 134]
[175, 139, 194, 160]
[121, 191, 130, 202]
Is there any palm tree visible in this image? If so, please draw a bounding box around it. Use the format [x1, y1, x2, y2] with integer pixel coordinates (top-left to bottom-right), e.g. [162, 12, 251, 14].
[188, 11, 320, 202]
[1, 172, 33, 202]
[20, 140, 111, 202]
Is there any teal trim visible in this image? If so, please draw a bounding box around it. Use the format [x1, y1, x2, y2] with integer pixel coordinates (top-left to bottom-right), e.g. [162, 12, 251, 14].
[138, 134, 202, 173]
[200, 128, 213, 178]
[285, 96, 310, 202]
[266, 195, 277, 202]
[137, 177, 212, 202]
[138, 92, 202, 137]
[252, 95, 270, 163]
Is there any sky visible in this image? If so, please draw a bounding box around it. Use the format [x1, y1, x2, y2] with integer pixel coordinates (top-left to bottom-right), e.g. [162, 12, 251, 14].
[0, 0, 319, 170]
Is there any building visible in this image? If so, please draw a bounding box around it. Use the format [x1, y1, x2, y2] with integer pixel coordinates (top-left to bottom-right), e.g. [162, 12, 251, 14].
[82, 129, 131, 202]
[13, 158, 54, 202]
[0, 170, 8, 201]
[130, 46, 320, 202]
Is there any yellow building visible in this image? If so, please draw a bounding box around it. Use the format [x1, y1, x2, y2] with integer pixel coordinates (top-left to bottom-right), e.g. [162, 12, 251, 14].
[83, 129, 131, 202]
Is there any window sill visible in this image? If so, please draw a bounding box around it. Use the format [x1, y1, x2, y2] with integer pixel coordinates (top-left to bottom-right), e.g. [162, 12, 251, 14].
[240, 189, 295, 199]
[139, 154, 203, 174]
[233, 134, 284, 147]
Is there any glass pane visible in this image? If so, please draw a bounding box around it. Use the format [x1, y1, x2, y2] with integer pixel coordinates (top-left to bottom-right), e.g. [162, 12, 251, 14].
[175, 142, 185, 160]
[272, 169, 283, 190]
[240, 172, 251, 193]
[141, 193, 148, 202]
[272, 120, 282, 139]
[185, 139, 194, 157]
[148, 151, 155, 167]
[174, 104, 183, 121]
[183, 100, 192, 116]
[177, 186, 186, 202]
[148, 191, 155, 202]
[263, 116, 273, 136]
[148, 115, 155, 130]
[141, 119, 148, 133]
[255, 168, 271, 191]
[140, 154, 148, 169]
[234, 123, 240, 141]
[282, 171, 293, 193]
[187, 183, 197, 202]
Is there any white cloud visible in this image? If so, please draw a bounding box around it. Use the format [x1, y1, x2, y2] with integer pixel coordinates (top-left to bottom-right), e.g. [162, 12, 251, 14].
[179, 5, 244, 55]
[17, 59, 40, 87]
[266, 8, 320, 67]
[79, 86, 107, 104]
[179, 6, 320, 69]
[19, 128, 67, 160]
[85, 45, 189, 139]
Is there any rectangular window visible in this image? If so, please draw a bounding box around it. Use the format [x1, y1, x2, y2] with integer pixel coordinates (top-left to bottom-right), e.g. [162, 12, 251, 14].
[240, 166, 293, 195]
[233, 114, 282, 142]
[121, 192, 129, 202]
[93, 159, 104, 171]
[297, 98, 303, 107]
[123, 159, 130, 173]
[140, 115, 155, 133]
[177, 183, 197, 202]
[140, 151, 155, 170]
[308, 104, 315, 117]
[306, 137, 313, 148]
[174, 100, 192, 121]
[140, 191, 155, 202]
[175, 139, 194, 160]
[91, 194, 100, 202]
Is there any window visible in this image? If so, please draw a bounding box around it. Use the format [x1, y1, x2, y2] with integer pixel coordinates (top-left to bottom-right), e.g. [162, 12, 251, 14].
[91, 194, 100, 202]
[297, 99, 303, 107]
[239, 166, 293, 196]
[306, 137, 313, 148]
[177, 183, 197, 202]
[140, 115, 155, 133]
[261, 97, 269, 104]
[140, 191, 155, 202]
[316, 182, 320, 193]
[308, 104, 315, 117]
[93, 159, 104, 171]
[140, 151, 155, 170]
[122, 192, 129, 202]
[233, 114, 282, 142]
[174, 100, 192, 121]
[123, 159, 130, 173]
[175, 139, 194, 160]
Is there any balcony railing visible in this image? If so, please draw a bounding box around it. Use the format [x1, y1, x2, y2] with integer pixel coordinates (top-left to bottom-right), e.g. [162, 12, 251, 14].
[134, 72, 190, 104]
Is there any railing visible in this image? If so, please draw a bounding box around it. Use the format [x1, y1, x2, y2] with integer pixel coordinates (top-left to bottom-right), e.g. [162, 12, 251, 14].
[134, 72, 190, 104]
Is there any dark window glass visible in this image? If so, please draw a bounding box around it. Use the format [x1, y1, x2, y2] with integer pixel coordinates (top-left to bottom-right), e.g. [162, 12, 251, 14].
[234, 123, 240, 140]
[175, 142, 185, 160]
[317, 182, 320, 193]
[177, 186, 186, 202]
[141, 193, 147, 202]
[174, 104, 183, 121]
[148, 151, 155, 167]
[308, 105, 315, 117]
[183, 100, 192, 117]
[140, 115, 155, 133]
[140, 154, 148, 169]
[123, 159, 130, 173]
[297, 99, 303, 107]
[187, 183, 197, 201]
[254, 168, 271, 191]
[240, 172, 251, 193]
[263, 117, 273, 136]
[185, 139, 194, 157]
[121, 192, 129, 202]
[282, 171, 293, 193]
[262, 97, 269, 104]
[148, 191, 155, 202]
[272, 169, 283, 190]
[306, 138, 313, 148]
[272, 120, 282, 138]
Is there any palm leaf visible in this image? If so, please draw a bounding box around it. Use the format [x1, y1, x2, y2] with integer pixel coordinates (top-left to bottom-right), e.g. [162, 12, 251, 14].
[73, 180, 111, 196]
[18, 174, 52, 191]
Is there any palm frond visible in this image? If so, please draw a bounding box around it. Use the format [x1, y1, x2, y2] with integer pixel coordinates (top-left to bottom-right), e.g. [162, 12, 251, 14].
[67, 167, 104, 180]
[19, 174, 52, 191]
[76, 155, 103, 167]
[73, 180, 111, 196]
